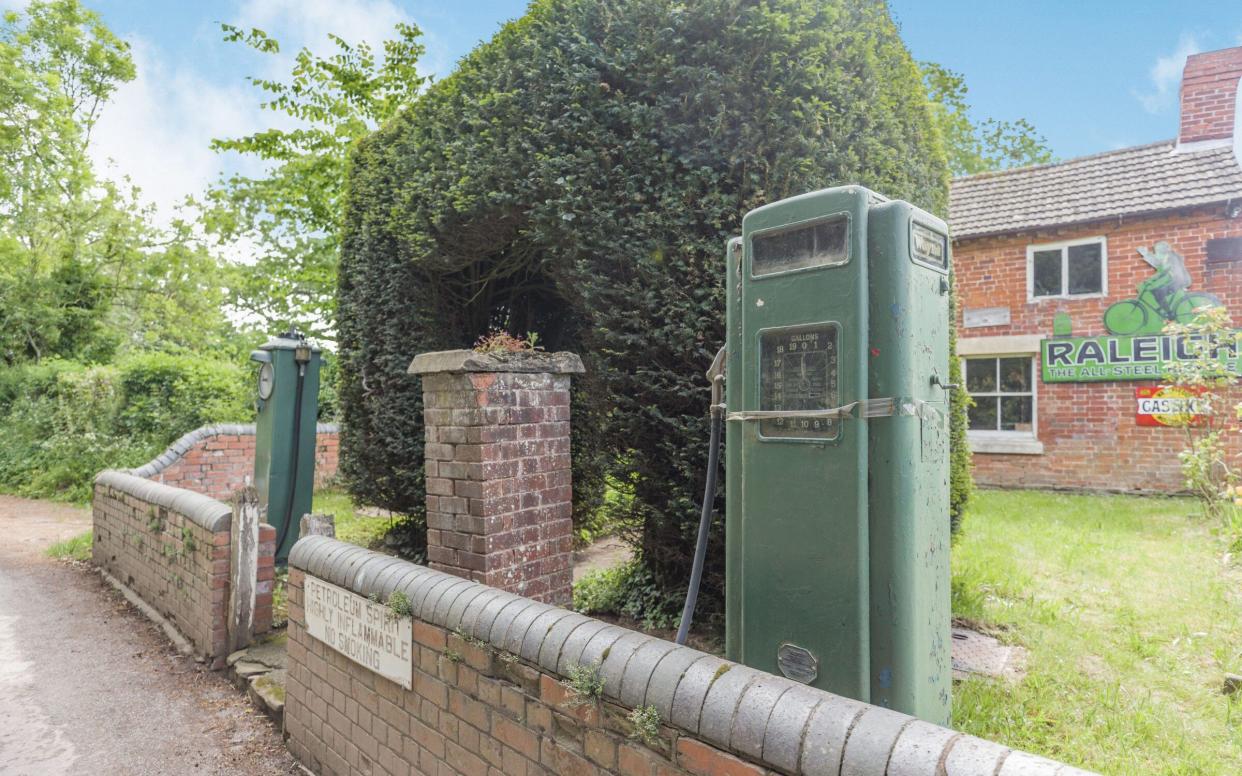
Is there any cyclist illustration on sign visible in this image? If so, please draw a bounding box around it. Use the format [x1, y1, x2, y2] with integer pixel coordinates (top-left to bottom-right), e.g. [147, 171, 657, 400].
[1103, 241, 1222, 335]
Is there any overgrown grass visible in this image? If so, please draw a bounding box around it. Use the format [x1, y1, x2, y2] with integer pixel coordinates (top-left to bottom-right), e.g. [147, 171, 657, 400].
[45, 530, 92, 561]
[953, 490, 1242, 774]
[311, 488, 391, 550]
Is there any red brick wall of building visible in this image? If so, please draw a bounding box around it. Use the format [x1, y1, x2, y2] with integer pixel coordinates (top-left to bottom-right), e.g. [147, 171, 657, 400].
[954, 203, 1242, 492]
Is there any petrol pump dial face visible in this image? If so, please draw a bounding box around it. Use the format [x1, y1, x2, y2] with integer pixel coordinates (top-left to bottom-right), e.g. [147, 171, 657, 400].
[759, 323, 839, 440]
[257, 362, 275, 400]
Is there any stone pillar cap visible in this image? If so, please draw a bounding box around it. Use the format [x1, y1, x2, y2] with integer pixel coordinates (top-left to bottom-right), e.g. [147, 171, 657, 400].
[409, 349, 585, 375]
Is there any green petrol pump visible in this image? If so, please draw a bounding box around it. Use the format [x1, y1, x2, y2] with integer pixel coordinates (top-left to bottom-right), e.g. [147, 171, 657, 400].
[722, 185, 952, 723]
[250, 331, 322, 564]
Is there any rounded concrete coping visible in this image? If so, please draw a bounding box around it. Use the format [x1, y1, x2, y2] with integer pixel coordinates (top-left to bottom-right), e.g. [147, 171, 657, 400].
[128, 422, 340, 479]
[288, 536, 1096, 776]
[408, 349, 585, 375]
[95, 469, 232, 532]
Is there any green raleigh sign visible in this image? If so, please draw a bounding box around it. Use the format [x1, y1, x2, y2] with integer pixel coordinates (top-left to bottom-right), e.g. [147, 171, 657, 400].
[1042, 332, 1241, 382]
[1041, 241, 1235, 382]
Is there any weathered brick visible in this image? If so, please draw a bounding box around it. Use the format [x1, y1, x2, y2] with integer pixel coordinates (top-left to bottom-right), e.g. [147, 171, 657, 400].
[676, 737, 765, 776]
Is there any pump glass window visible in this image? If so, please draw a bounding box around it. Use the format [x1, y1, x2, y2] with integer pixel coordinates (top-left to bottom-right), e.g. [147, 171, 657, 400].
[1028, 237, 1106, 298]
[751, 216, 848, 276]
[758, 323, 840, 440]
[965, 356, 1035, 432]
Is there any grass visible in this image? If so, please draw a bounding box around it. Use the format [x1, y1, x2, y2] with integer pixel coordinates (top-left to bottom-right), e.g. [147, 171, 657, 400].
[311, 488, 392, 550]
[952, 489, 1242, 774]
[45, 529, 92, 561]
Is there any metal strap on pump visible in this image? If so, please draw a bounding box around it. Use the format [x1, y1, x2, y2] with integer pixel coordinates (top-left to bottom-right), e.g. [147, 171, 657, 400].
[725, 396, 943, 423]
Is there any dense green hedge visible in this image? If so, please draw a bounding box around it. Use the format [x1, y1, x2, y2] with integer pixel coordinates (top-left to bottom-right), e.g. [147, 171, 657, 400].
[0, 354, 251, 501]
[338, 0, 952, 622]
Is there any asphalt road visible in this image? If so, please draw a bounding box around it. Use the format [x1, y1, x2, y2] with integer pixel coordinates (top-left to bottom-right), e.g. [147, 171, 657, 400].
[0, 495, 298, 775]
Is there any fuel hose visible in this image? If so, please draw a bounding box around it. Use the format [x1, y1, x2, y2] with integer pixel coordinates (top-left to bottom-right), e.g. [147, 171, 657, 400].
[676, 347, 726, 646]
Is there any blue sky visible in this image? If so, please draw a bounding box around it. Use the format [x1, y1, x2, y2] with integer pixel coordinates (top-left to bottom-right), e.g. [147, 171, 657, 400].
[9, 0, 1240, 217]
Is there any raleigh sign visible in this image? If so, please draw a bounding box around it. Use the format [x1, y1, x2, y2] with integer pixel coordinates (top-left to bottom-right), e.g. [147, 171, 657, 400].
[1040, 241, 1237, 383]
[1041, 332, 1242, 382]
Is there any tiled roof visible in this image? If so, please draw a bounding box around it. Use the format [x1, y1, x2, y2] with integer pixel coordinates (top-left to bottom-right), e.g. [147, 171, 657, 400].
[949, 140, 1242, 239]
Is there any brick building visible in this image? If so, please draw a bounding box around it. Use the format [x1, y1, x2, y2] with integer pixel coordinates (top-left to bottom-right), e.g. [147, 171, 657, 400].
[950, 46, 1242, 492]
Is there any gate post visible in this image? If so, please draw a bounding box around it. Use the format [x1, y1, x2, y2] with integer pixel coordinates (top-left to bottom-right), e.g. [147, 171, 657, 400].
[409, 349, 583, 606]
[228, 487, 261, 652]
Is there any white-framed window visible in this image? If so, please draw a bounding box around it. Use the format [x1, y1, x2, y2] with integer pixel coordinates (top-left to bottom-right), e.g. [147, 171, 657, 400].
[1027, 236, 1107, 300]
[964, 354, 1043, 455]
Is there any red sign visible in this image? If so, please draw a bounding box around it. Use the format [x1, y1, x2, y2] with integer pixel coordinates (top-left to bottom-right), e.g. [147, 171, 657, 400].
[1135, 386, 1208, 427]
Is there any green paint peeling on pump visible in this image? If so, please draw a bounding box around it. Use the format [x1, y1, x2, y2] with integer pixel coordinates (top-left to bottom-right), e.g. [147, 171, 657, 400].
[723, 186, 951, 724]
[250, 331, 323, 565]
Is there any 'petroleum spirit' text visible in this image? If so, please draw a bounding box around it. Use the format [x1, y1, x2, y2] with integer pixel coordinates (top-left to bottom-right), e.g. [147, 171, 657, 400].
[304, 576, 413, 688]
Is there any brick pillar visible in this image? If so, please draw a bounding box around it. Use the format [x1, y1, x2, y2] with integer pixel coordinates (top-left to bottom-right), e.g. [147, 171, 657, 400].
[408, 350, 584, 606]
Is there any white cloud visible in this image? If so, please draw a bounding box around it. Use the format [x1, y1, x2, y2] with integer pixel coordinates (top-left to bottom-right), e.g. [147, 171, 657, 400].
[87, 0, 439, 228]
[88, 36, 265, 225]
[1135, 33, 1201, 114]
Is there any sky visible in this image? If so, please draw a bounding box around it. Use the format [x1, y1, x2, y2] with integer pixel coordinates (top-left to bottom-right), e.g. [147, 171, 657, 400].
[9, 0, 1242, 220]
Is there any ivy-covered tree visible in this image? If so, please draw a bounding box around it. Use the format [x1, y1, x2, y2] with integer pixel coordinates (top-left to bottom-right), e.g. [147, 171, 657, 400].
[339, 0, 951, 622]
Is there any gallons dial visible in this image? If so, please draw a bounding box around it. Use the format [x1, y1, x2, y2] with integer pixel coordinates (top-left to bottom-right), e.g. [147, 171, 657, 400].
[758, 323, 839, 440]
[257, 362, 275, 400]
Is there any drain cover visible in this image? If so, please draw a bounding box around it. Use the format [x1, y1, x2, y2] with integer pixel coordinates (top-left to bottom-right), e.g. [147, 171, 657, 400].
[950, 627, 1025, 682]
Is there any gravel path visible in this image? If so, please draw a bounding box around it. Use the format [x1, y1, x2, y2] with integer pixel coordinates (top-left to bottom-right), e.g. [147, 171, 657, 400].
[0, 495, 298, 775]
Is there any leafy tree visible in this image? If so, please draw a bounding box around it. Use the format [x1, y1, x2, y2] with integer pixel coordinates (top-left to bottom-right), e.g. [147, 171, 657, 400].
[0, 0, 132, 363]
[922, 61, 1054, 176]
[203, 23, 429, 342]
[0, 0, 232, 364]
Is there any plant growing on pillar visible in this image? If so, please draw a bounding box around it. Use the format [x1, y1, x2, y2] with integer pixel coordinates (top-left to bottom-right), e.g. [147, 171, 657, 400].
[472, 329, 541, 354]
[1161, 307, 1240, 531]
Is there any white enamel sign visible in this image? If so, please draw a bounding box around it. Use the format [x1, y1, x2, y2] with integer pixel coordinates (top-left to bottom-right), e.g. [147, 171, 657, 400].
[963, 307, 1011, 328]
[304, 576, 413, 689]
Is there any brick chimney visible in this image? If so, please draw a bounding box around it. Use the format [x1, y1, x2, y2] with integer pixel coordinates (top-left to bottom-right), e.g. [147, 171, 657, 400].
[1178, 46, 1242, 145]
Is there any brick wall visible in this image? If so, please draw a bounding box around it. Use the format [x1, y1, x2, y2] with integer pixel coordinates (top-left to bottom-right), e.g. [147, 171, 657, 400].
[1179, 46, 1242, 145]
[92, 470, 274, 667]
[411, 351, 581, 606]
[954, 204, 1242, 491]
[283, 537, 1091, 776]
[130, 422, 340, 501]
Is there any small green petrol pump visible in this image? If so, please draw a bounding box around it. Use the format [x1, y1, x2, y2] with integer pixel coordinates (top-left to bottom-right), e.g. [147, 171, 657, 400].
[250, 331, 322, 564]
[723, 185, 952, 723]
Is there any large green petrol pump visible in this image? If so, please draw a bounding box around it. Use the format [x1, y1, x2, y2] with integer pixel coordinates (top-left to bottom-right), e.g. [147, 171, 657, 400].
[721, 185, 952, 723]
[250, 331, 322, 564]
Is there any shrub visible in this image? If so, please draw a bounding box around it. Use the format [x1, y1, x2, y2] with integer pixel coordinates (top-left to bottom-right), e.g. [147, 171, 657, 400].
[339, 0, 951, 618]
[573, 560, 684, 631]
[114, 352, 250, 439]
[948, 269, 974, 536]
[0, 354, 252, 501]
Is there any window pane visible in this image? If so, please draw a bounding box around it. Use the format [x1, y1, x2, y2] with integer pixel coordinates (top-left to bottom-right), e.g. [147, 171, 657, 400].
[999, 357, 1030, 392]
[1067, 242, 1102, 295]
[1000, 396, 1034, 431]
[1032, 249, 1062, 296]
[965, 358, 997, 392]
[968, 397, 998, 430]
[752, 216, 848, 276]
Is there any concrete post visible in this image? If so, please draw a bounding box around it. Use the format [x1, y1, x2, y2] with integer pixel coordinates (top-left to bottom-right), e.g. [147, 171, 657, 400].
[409, 349, 584, 606]
[228, 487, 261, 652]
